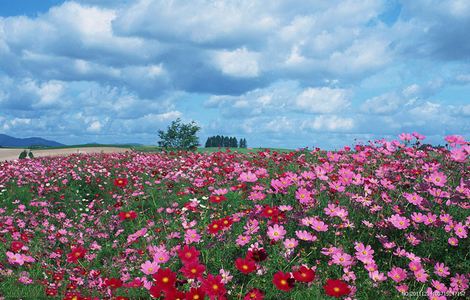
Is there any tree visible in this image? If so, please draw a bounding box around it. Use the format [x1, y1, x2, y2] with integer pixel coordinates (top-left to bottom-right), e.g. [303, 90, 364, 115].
[158, 118, 201, 150]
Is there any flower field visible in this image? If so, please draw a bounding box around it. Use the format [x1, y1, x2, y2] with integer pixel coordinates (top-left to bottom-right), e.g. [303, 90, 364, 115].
[0, 135, 468, 299]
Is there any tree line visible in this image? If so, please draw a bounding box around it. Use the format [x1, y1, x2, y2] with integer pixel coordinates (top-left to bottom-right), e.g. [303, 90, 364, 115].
[205, 136, 247, 148]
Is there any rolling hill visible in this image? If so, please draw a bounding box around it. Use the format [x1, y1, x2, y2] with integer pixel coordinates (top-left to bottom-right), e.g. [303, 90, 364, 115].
[0, 134, 64, 147]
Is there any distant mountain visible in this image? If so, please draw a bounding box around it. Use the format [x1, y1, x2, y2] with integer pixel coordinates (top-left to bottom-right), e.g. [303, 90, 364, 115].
[0, 134, 64, 147]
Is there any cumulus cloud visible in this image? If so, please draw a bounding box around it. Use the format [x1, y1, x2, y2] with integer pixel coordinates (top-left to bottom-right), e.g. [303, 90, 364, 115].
[213, 48, 260, 78]
[295, 87, 350, 113]
[0, 0, 469, 148]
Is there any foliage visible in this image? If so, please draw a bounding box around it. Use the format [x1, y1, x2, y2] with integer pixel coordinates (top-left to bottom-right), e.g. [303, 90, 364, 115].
[0, 134, 468, 299]
[18, 150, 28, 159]
[157, 118, 200, 150]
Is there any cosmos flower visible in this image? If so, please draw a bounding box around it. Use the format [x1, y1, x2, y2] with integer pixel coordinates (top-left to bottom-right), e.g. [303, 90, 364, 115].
[272, 271, 294, 291]
[267, 224, 286, 241]
[235, 257, 256, 274]
[323, 279, 351, 298]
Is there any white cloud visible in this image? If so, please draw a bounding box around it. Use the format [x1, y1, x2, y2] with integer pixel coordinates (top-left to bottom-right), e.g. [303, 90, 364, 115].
[303, 115, 355, 132]
[87, 120, 102, 132]
[361, 93, 403, 114]
[213, 47, 260, 78]
[295, 87, 350, 113]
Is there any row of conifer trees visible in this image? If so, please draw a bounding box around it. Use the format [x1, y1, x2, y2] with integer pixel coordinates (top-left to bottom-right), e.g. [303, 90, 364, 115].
[204, 135, 247, 148]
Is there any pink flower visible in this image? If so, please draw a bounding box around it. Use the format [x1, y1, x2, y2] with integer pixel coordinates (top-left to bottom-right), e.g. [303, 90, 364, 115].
[236, 235, 251, 246]
[6, 251, 24, 265]
[283, 238, 298, 249]
[295, 230, 317, 242]
[411, 212, 426, 223]
[141, 260, 159, 275]
[369, 270, 387, 282]
[267, 224, 286, 241]
[448, 237, 459, 246]
[295, 188, 313, 204]
[450, 147, 467, 162]
[332, 252, 353, 267]
[454, 222, 467, 239]
[450, 274, 468, 291]
[395, 284, 408, 294]
[388, 267, 407, 283]
[238, 171, 258, 183]
[389, 214, 410, 230]
[426, 171, 447, 187]
[408, 261, 422, 272]
[431, 280, 447, 292]
[403, 192, 423, 206]
[399, 133, 413, 141]
[426, 288, 446, 300]
[153, 250, 170, 264]
[445, 135, 466, 147]
[311, 219, 329, 232]
[434, 263, 450, 277]
[414, 269, 428, 283]
[184, 229, 201, 244]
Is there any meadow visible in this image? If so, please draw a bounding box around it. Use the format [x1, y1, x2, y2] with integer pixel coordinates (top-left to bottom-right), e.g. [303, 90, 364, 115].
[0, 134, 468, 299]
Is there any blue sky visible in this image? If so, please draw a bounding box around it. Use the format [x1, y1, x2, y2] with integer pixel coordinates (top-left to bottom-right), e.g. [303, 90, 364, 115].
[0, 0, 469, 149]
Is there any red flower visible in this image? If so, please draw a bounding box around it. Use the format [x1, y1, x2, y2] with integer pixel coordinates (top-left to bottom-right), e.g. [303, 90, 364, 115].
[63, 293, 83, 300]
[293, 266, 315, 283]
[177, 245, 200, 264]
[207, 220, 223, 234]
[10, 241, 24, 252]
[104, 278, 123, 289]
[118, 211, 137, 221]
[180, 261, 206, 279]
[149, 285, 162, 298]
[246, 249, 268, 262]
[323, 279, 351, 298]
[201, 274, 226, 298]
[261, 206, 279, 218]
[45, 287, 58, 297]
[114, 177, 128, 188]
[185, 287, 205, 300]
[115, 297, 129, 300]
[235, 257, 256, 274]
[244, 288, 264, 300]
[220, 217, 233, 228]
[152, 268, 176, 293]
[163, 289, 185, 300]
[272, 271, 294, 291]
[66, 246, 87, 263]
[209, 195, 226, 204]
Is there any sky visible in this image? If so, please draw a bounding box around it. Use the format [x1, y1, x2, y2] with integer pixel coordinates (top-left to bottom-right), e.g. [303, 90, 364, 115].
[0, 0, 469, 149]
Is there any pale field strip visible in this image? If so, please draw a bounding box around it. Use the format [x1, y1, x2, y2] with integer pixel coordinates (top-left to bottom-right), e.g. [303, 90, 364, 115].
[0, 147, 129, 162]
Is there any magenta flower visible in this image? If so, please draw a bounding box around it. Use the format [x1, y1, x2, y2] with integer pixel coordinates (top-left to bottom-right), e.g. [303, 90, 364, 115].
[295, 230, 317, 242]
[414, 269, 428, 283]
[450, 274, 468, 291]
[454, 222, 468, 239]
[295, 188, 313, 204]
[283, 238, 298, 249]
[141, 260, 159, 275]
[332, 252, 353, 267]
[236, 235, 251, 246]
[426, 171, 447, 187]
[6, 251, 24, 265]
[238, 171, 258, 183]
[388, 267, 407, 283]
[311, 219, 329, 232]
[389, 214, 410, 230]
[434, 263, 450, 277]
[184, 229, 201, 244]
[267, 224, 286, 241]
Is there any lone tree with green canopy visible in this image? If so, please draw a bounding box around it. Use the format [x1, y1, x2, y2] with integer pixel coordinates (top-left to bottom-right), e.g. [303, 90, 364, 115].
[158, 118, 201, 150]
